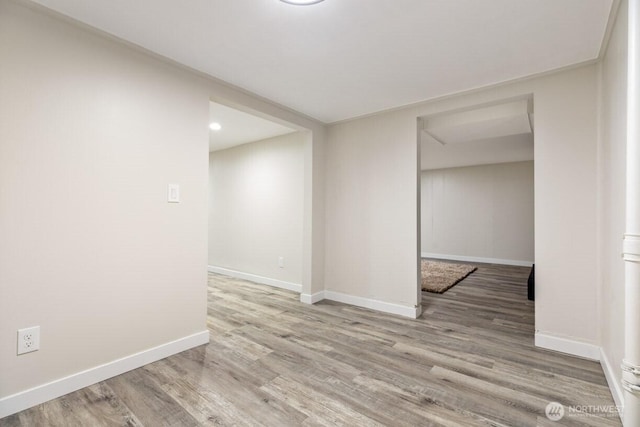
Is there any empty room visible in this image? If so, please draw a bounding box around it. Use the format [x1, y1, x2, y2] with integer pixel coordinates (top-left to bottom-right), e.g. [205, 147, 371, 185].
[1, 0, 639, 425]
[419, 98, 536, 358]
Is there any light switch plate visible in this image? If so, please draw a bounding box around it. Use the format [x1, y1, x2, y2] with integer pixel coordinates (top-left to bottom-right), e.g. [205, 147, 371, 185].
[167, 184, 180, 203]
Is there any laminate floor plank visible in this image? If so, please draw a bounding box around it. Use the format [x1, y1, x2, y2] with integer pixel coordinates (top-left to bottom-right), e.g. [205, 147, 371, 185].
[3, 261, 621, 426]
[104, 369, 200, 427]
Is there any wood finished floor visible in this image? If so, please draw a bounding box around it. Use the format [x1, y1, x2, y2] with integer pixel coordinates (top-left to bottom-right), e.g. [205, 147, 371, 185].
[3, 262, 621, 426]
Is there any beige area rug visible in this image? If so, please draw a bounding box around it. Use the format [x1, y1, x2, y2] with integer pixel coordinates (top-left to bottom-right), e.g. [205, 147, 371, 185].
[421, 259, 477, 293]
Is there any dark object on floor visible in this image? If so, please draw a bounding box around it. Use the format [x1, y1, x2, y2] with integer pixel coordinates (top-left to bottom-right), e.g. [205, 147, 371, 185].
[527, 264, 535, 301]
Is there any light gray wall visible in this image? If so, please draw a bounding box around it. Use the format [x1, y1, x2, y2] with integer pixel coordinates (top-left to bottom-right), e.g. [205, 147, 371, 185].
[209, 132, 304, 284]
[597, 0, 627, 407]
[326, 109, 420, 308]
[0, 0, 325, 403]
[0, 0, 208, 398]
[421, 162, 534, 264]
[326, 64, 599, 345]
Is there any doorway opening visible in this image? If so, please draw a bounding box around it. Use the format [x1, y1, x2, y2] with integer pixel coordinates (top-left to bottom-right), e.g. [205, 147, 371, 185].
[417, 96, 535, 326]
[207, 100, 307, 296]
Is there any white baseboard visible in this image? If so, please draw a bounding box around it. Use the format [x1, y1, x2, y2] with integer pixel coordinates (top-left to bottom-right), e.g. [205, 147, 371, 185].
[534, 332, 600, 361]
[303, 290, 420, 319]
[0, 330, 210, 419]
[300, 291, 325, 304]
[421, 252, 533, 267]
[324, 290, 420, 319]
[600, 348, 624, 417]
[208, 265, 301, 293]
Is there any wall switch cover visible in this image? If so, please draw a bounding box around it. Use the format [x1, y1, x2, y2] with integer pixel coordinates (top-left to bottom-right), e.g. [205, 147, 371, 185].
[167, 184, 180, 203]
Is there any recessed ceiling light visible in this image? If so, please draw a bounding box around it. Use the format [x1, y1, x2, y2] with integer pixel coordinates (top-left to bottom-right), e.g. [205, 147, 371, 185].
[209, 122, 222, 131]
[280, 0, 325, 5]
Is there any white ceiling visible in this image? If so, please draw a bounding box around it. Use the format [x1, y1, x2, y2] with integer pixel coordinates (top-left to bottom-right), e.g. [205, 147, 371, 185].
[31, 0, 614, 123]
[209, 102, 295, 152]
[420, 100, 534, 170]
[422, 100, 532, 145]
[421, 133, 534, 171]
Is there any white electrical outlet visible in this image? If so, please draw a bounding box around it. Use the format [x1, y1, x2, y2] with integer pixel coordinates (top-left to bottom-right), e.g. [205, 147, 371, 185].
[278, 257, 284, 268]
[17, 326, 40, 355]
